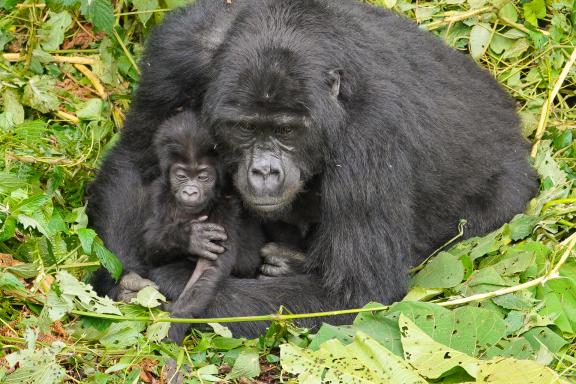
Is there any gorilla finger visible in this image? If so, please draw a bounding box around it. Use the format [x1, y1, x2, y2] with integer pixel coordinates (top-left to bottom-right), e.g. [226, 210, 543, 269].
[203, 230, 227, 241]
[260, 264, 291, 277]
[197, 249, 219, 261]
[190, 215, 208, 223]
[199, 223, 226, 233]
[121, 272, 159, 291]
[203, 242, 226, 254]
[262, 254, 290, 267]
[118, 290, 138, 303]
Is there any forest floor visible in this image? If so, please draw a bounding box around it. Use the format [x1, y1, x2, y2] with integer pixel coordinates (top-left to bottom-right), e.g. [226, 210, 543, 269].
[0, 0, 575, 383]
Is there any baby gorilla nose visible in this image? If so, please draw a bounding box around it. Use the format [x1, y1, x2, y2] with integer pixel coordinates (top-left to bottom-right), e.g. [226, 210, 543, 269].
[181, 186, 200, 202]
[248, 155, 285, 193]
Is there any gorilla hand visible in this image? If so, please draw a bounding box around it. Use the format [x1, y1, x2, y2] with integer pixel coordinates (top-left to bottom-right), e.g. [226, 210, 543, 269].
[260, 243, 306, 277]
[117, 272, 159, 303]
[187, 217, 227, 261]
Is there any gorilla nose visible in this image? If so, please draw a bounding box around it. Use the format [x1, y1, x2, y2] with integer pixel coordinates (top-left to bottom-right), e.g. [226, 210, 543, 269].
[182, 187, 200, 201]
[248, 160, 284, 192]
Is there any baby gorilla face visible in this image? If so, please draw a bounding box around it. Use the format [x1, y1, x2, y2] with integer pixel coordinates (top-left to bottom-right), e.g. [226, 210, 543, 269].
[169, 159, 217, 213]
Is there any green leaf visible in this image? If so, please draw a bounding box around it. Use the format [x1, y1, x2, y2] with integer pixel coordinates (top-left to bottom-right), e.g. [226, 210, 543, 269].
[130, 285, 166, 308]
[76, 98, 104, 120]
[80, 0, 115, 33]
[146, 322, 170, 342]
[498, 2, 518, 22]
[93, 240, 123, 280]
[0, 271, 24, 291]
[508, 214, 539, 241]
[534, 141, 568, 186]
[413, 252, 464, 288]
[469, 23, 492, 60]
[523, 0, 547, 26]
[388, 302, 507, 357]
[132, 0, 159, 25]
[502, 38, 530, 59]
[537, 277, 576, 334]
[38, 11, 73, 51]
[208, 323, 234, 338]
[77, 228, 97, 254]
[227, 349, 260, 380]
[0, 216, 16, 242]
[523, 327, 568, 353]
[0, 88, 24, 129]
[309, 324, 357, 351]
[281, 331, 426, 383]
[476, 358, 567, 383]
[399, 315, 480, 379]
[22, 76, 60, 113]
[211, 336, 243, 350]
[5, 342, 66, 384]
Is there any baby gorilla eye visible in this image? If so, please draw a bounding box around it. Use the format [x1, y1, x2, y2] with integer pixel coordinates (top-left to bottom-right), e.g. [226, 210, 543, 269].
[175, 171, 188, 181]
[197, 171, 210, 181]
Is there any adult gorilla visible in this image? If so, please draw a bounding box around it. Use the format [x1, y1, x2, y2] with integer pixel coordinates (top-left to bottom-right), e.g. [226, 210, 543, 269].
[88, 0, 538, 336]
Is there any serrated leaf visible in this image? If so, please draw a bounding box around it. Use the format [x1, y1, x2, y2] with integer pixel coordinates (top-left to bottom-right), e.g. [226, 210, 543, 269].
[77, 228, 97, 254]
[0, 216, 16, 242]
[38, 11, 73, 51]
[523, 0, 546, 26]
[132, 0, 159, 25]
[22, 76, 60, 113]
[80, 0, 115, 34]
[93, 240, 123, 280]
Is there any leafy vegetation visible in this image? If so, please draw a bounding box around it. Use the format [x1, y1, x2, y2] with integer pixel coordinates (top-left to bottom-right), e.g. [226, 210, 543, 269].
[0, 0, 575, 382]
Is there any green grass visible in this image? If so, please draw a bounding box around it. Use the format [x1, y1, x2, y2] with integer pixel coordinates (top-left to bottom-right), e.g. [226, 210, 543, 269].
[0, 0, 575, 382]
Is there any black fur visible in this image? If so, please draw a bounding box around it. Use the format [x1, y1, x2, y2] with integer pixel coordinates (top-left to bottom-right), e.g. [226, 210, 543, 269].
[88, 0, 538, 337]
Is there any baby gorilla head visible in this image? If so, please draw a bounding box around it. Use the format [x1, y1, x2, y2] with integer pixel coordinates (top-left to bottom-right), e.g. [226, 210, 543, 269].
[154, 111, 222, 214]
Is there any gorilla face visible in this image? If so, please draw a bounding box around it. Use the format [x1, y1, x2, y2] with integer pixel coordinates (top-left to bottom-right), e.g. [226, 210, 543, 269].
[227, 118, 309, 215]
[204, 45, 343, 218]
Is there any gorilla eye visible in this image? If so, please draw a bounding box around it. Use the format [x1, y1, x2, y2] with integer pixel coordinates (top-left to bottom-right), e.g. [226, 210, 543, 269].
[197, 172, 210, 181]
[279, 126, 294, 136]
[176, 173, 188, 181]
[240, 124, 255, 133]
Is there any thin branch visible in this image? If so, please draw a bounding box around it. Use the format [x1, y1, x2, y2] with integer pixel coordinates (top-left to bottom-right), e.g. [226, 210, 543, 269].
[531, 46, 576, 158]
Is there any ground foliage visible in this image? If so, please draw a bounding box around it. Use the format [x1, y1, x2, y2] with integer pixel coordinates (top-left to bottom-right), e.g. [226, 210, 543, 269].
[0, 0, 575, 382]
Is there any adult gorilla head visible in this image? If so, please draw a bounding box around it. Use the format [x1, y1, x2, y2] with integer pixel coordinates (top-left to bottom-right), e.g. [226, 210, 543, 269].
[204, 29, 346, 217]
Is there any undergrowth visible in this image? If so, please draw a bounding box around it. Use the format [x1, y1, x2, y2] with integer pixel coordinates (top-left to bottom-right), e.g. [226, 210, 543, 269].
[0, 0, 575, 382]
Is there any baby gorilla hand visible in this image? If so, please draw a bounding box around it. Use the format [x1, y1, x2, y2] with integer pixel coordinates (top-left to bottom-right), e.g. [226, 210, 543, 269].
[188, 216, 227, 260]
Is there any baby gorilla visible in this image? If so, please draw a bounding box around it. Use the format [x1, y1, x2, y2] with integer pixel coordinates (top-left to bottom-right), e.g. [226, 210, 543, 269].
[142, 111, 264, 322]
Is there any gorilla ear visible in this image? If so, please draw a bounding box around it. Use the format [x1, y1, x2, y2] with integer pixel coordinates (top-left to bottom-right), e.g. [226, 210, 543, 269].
[328, 69, 342, 98]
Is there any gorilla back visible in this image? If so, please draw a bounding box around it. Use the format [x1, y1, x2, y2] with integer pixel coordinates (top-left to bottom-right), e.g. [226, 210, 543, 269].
[88, 0, 538, 335]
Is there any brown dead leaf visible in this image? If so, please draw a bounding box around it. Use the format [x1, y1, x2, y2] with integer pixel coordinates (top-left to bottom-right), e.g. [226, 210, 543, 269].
[0, 253, 22, 267]
[62, 24, 105, 50]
